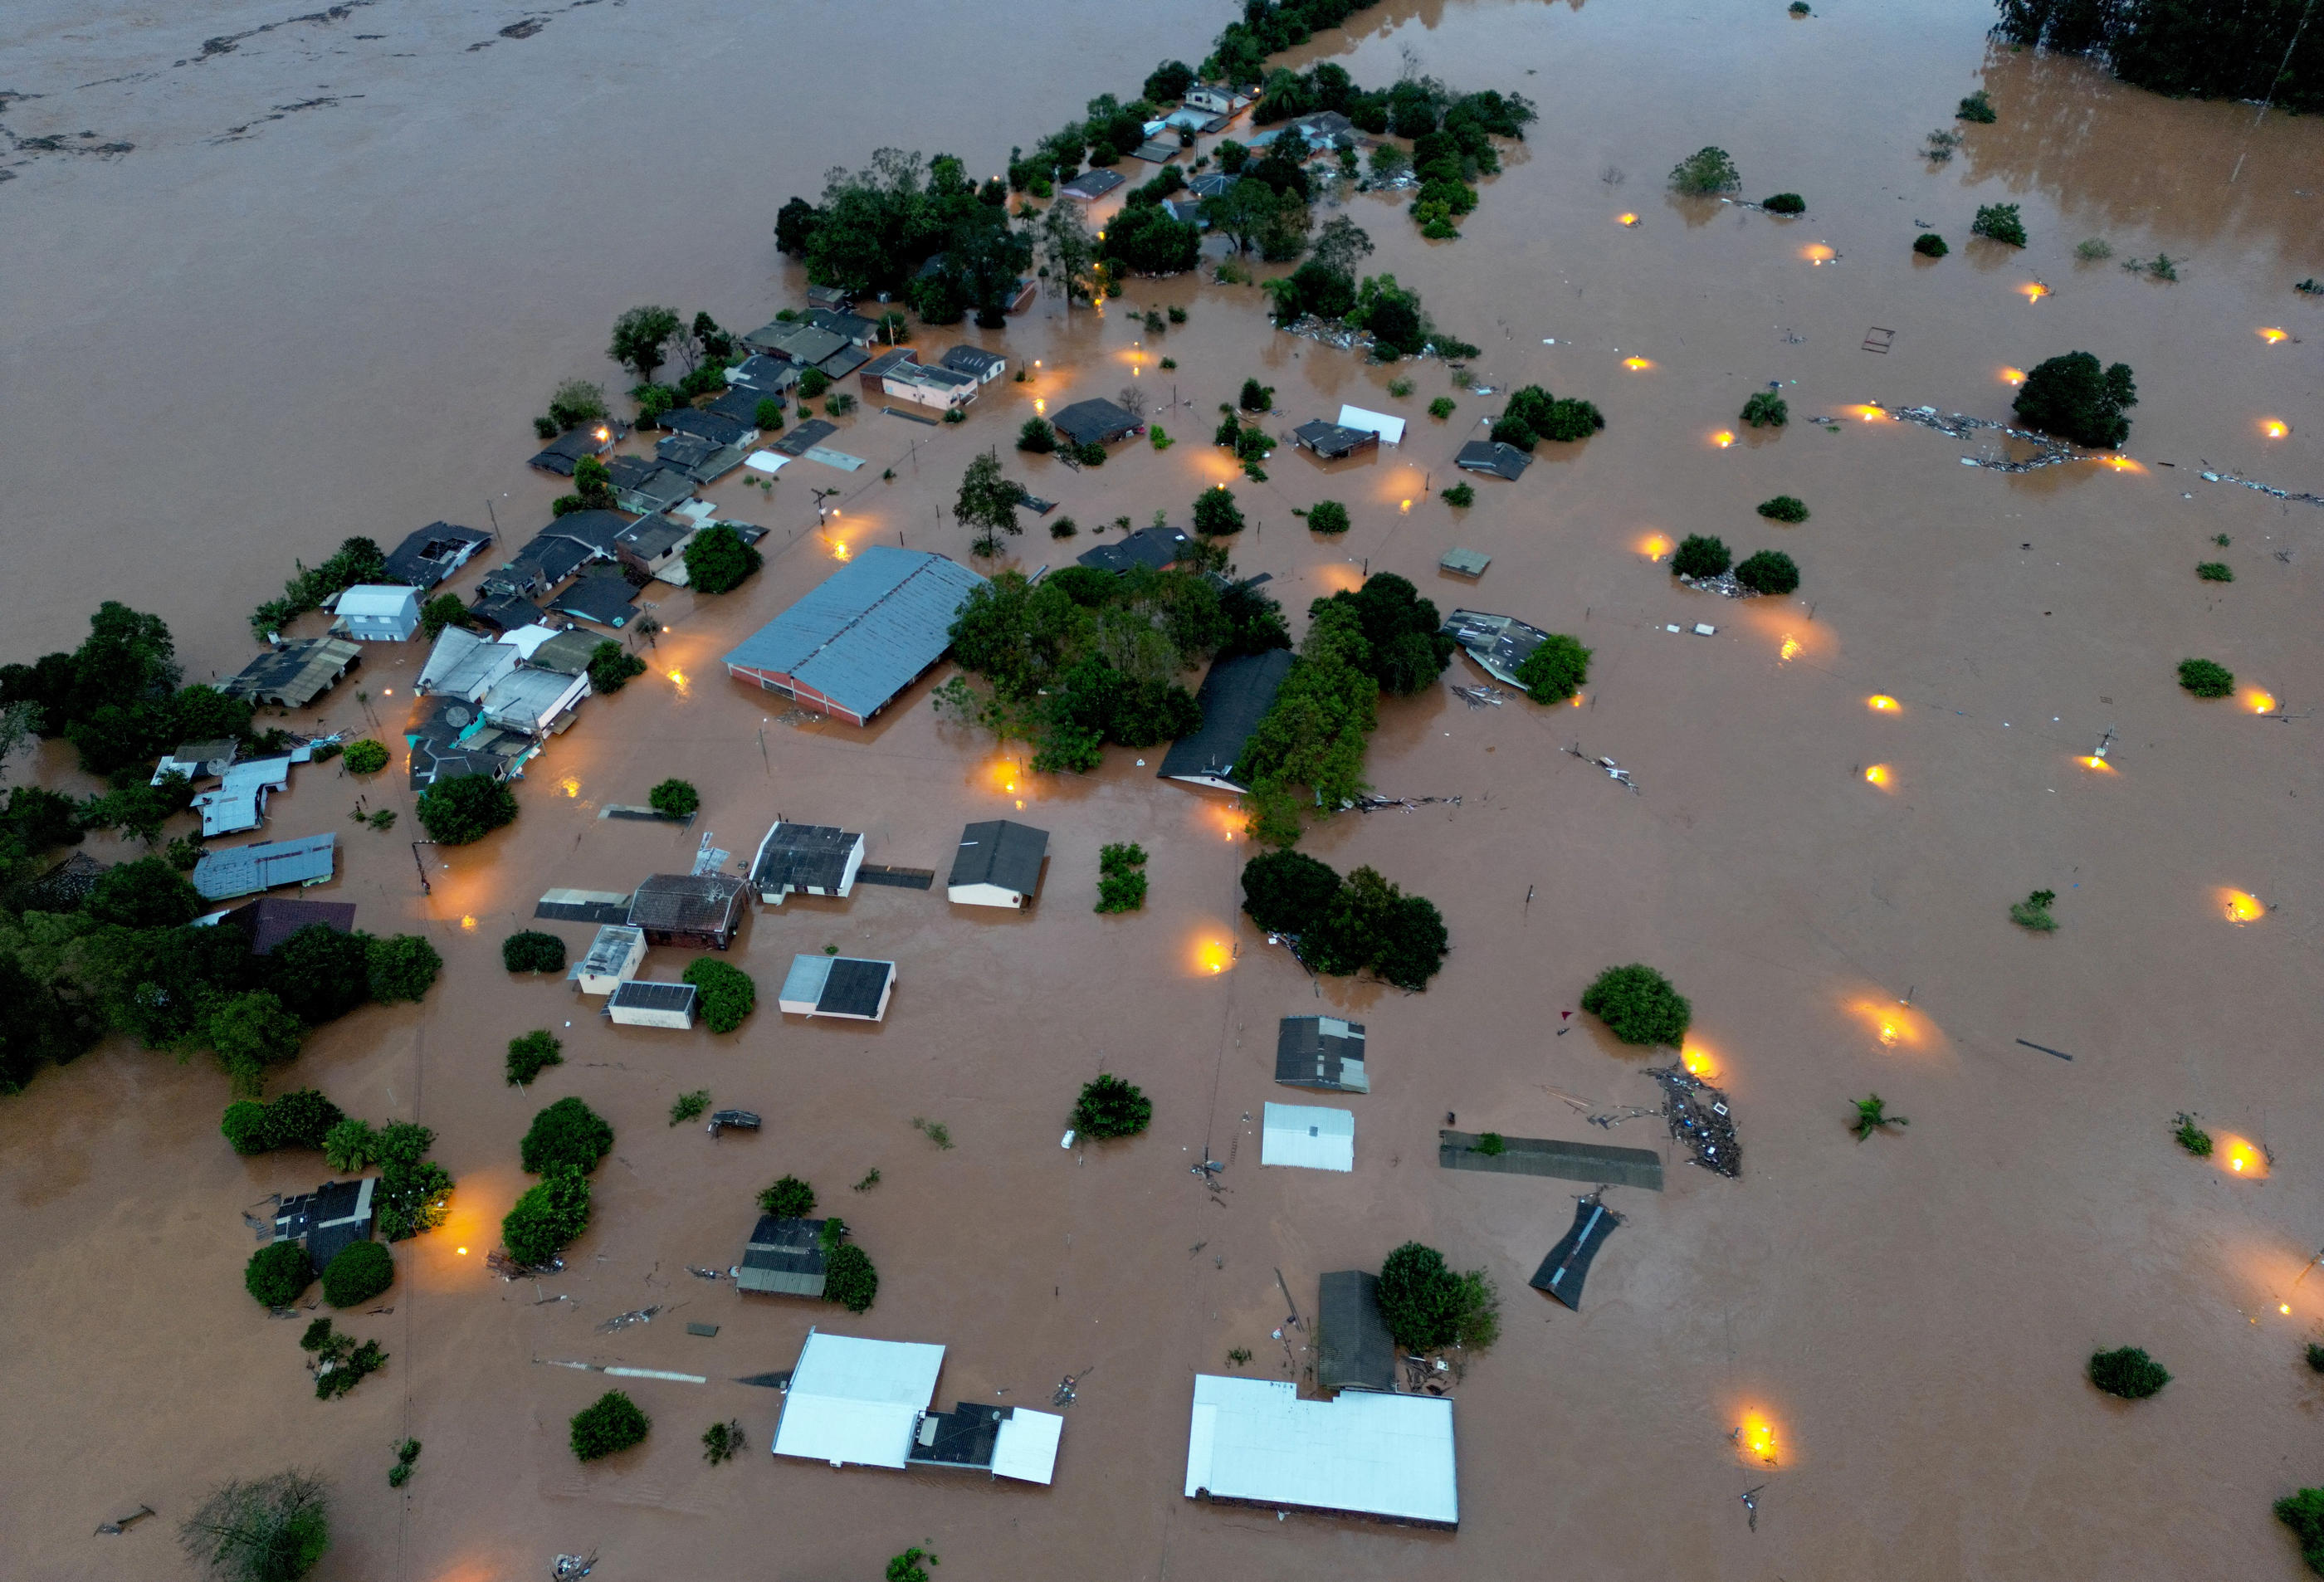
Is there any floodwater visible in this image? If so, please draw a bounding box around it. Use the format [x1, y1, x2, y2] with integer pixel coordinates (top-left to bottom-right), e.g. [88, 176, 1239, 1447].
[5, 2, 2324, 1579]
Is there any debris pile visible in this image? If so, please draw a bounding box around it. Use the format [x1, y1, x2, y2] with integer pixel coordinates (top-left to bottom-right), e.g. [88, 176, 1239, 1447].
[2197, 466, 2324, 509]
[1648, 1066, 1741, 1177]
[1351, 793, 1462, 813]
[1451, 683, 1508, 708]
[1866, 403, 2082, 473]
[1676, 569, 1754, 598]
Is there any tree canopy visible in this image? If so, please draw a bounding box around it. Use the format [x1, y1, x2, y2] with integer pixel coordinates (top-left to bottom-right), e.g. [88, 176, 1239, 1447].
[1580, 964, 1692, 1045]
[1375, 1241, 1499, 1350]
[520, 1096, 614, 1176]
[2013, 351, 2137, 448]
[1238, 850, 1448, 989]
[955, 447, 1028, 559]
[684, 525, 762, 593]
[415, 773, 515, 845]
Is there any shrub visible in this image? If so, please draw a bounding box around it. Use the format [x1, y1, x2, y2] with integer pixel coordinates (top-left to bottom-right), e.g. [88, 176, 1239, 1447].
[681, 958, 756, 1033]
[1740, 391, 1788, 428]
[797, 367, 831, 399]
[1096, 841, 1148, 913]
[1514, 633, 1592, 704]
[1150, 425, 1172, 451]
[1581, 964, 1692, 1046]
[1734, 549, 1800, 595]
[1238, 378, 1274, 412]
[1971, 203, 2026, 247]
[2087, 1346, 2170, 1399]
[1757, 495, 1809, 523]
[1306, 500, 1350, 535]
[668, 1088, 710, 1126]
[323, 1117, 376, 1173]
[755, 398, 784, 429]
[1048, 516, 1078, 540]
[648, 778, 700, 818]
[1474, 1130, 1507, 1156]
[1387, 376, 1414, 398]
[222, 1101, 272, 1156]
[1072, 1073, 1154, 1139]
[823, 1243, 880, 1312]
[1193, 486, 1245, 536]
[758, 1174, 816, 1218]
[683, 524, 762, 594]
[1075, 439, 1108, 466]
[2174, 1114, 2212, 1155]
[533, 414, 558, 440]
[502, 931, 567, 974]
[1671, 535, 1732, 580]
[367, 935, 442, 1003]
[2307, 1344, 2324, 1373]
[341, 740, 388, 775]
[502, 1168, 590, 1265]
[1375, 1241, 1499, 1350]
[1912, 232, 1949, 258]
[520, 1096, 613, 1176]
[1428, 397, 1457, 420]
[2009, 889, 2059, 931]
[1433, 480, 1474, 509]
[2177, 658, 2234, 698]
[702, 1419, 743, 1464]
[1669, 146, 1741, 195]
[2197, 561, 2234, 583]
[321, 1240, 394, 1307]
[2279, 1488, 2324, 1575]
[178, 1469, 331, 1582]
[263, 1089, 345, 1151]
[1762, 192, 1805, 214]
[2077, 237, 2115, 261]
[415, 773, 515, 844]
[570, 1390, 651, 1462]
[588, 640, 647, 694]
[505, 1029, 563, 1086]
[1538, 398, 1605, 441]
[2014, 352, 2136, 447]
[246, 1240, 315, 1308]
[1017, 416, 1057, 453]
[1957, 88, 1998, 123]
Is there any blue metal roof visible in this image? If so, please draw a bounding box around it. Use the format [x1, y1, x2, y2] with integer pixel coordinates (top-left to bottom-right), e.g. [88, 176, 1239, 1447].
[723, 546, 986, 720]
[191, 832, 339, 901]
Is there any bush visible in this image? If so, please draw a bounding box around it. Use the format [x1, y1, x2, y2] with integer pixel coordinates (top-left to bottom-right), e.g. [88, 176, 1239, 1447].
[1671, 534, 1732, 580]
[1581, 964, 1692, 1046]
[2014, 351, 2136, 447]
[1762, 192, 1805, 214]
[1441, 482, 1476, 507]
[759, 1174, 817, 1218]
[222, 1101, 272, 1156]
[1193, 486, 1245, 536]
[797, 367, 832, 399]
[521, 1096, 614, 1176]
[755, 398, 784, 430]
[1957, 88, 1997, 123]
[1971, 203, 2026, 246]
[1072, 1073, 1153, 1139]
[681, 958, 755, 1033]
[506, 1029, 563, 1086]
[502, 1168, 590, 1265]
[2196, 561, 2234, 583]
[262, 1089, 344, 1150]
[1428, 397, 1457, 420]
[2307, 1344, 2324, 1373]
[570, 1390, 651, 1462]
[1017, 416, 1057, 453]
[1241, 848, 1345, 936]
[323, 1117, 376, 1173]
[668, 1089, 710, 1126]
[1376, 1241, 1499, 1350]
[341, 740, 388, 775]
[367, 935, 442, 1003]
[1048, 516, 1078, 540]
[2077, 237, 2115, 261]
[648, 778, 700, 818]
[246, 1240, 315, 1308]
[2010, 889, 2059, 931]
[1734, 549, 1801, 595]
[415, 773, 515, 845]
[1096, 841, 1148, 914]
[1150, 425, 1172, 451]
[1669, 145, 1741, 195]
[824, 1243, 879, 1313]
[502, 931, 566, 974]
[1238, 377, 1274, 412]
[2178, 658, 2234, 698]
[178, 1469, 331, 1582]
[209, 991, 305, 1097]
[321, 1240, 393, 1307]
[1514, 633, 1592, 704]
[683, 524, 762, 594]
[2279, 1488, 2324, 1575]
[1740, 391, 1788, 428]
[1075, 439, 1108, 466]
[587, 640, 647, 696]
[2088, 1346, 2170, 1399]
[2174, 1114, 2212, 1155]
[1306, 500, 1350, 536]
[1913, 231, 1949, 258]
[1757, 495, 1809, 523]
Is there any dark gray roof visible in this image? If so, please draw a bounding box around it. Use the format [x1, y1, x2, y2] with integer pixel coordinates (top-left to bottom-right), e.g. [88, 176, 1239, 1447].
[729, 354, 800, 393]
[1439, 609, 1549, 688]
[484, 531, 595, 598]
[1317, 1271, 1397, 1391]
[909, 1403, 1007, 1469]
[615, 513, 693, 562]
[1291, 420, 1377, 458]
[820, 344, 871, 380]
[750, 823, 861, 894]
[806, 306, 880, 344]
[1275, 1015, 1369, 1093]
[1075, 525, 1189, 575]
[721, 546, 988, 722]
[1187, 171, 1238, 198]
[950, 819, 1049, 896]
[654, 432, 724, 475]
[738, 1215, 829, 1296]
[1155, 647, 1294, 789]
[528, 426, 611, 476]
[549, 572, 638, 628]
[1059, 168, 1126, 200]
[746, 322, 847, 364]
[861, 348, 917, 383]
[1049, 398, 1140, 447]
[1455, 439, 1531, 481]
[706, 384, 773, 427]
[222, 638, 363, 708]
[403, 696, 532, 786]
[1531, 1196, 1622, 1311]
[774, 417, 838, 457]
[662, 407, 751, 447]
[627, 872, 749, 940]
[276, 1177, 377, 1273]
[818, 957, 893, 1018]
[542, 510, 633, 556]
[939, 344, 1004, 379]
[806, 284, 852, 309]
[383, 522, 491, 589]
[610, 979, 698, 1015]
[466, 593, 543, 633]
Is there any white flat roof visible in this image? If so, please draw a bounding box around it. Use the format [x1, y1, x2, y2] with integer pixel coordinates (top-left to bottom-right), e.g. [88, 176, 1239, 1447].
[772, 1331, 945, 1470]
[1336, 404, 1405, 447]
[1184, 1375, 1456, 1525]
[497, 623, 562, 659]
[334, 584, 417, 616]
[991, 1408, 1064, 1485]
[1261, 1101, 1355, 1171]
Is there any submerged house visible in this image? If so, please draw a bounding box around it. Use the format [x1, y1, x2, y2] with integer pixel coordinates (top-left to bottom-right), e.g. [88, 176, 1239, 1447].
[528, 424, 614, 477]
[772, 1330, 1063, 1485]
[570, 923, 647, 995]
[605, 455, 696, 518]
[222, 638, 363, 709]
[1183, 1376, 1456, 1527]
[417, 627, 518, 701]
[548, 570, 639, 631]
[881, 359, 979, 413]
[607, 980, 697, 1029]
[947, 819, 1047, 909]
[737, 1215, 830, 1297]
[1335, 404, 1404, 447]
[330, 585, 421, 642]
[1155, 648, 1296, 793]
[1453, 439, 1531, 481]
[1316, 1271, 1397, 1393]
[1260, 1101, 1355, 1172]
[191, 832, 337, 901]
[273, 1177, 378, 1273]
[1440, 609, 1550, 688]
[403, 696, 537, 788]
[1291, 419, 1379, 461]
[186, 745, 334, 838]
[728, 354, 802, 394]
[224, 896, 357, 955]
[938, 344, 1007, 385]
[1075, 525, 1190, 575]
[778, 955, 896, 1021]
[1057, 168, 1126, 203]
[749, 821, 867, 905]
[628, 872, 749, 950]
[721, 546, 987, 725]
[1275, 1015, 1368, 1094]
[383, 522, 492, 589]
[613, 513, 694, 581]
[1048, 397, 1140, 448]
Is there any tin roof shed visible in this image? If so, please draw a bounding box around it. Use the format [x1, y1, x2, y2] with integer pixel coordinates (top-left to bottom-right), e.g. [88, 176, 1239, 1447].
[722, 547, 986, 725]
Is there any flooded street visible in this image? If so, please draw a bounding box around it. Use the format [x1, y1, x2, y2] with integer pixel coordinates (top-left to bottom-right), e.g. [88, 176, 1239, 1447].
[4, 1, 2323, 1579]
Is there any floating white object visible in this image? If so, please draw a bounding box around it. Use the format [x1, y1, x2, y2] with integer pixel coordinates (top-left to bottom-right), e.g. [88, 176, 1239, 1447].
[1666, 624, 1682, 632]
[745, 450, 791, 475]
[1960, 457, 1979, 466]
[1061, 1130, 1077, 1150]
[1693, 623, 1716, 637]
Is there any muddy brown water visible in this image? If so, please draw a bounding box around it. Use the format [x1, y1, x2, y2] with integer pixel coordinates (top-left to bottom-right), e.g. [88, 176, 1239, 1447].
[5, 2, 2324, 1579]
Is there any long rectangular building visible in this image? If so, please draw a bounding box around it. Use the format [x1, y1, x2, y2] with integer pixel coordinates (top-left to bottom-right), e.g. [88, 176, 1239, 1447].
[722, 547, 986, 725]
[1184, 1375, 1457, 1527]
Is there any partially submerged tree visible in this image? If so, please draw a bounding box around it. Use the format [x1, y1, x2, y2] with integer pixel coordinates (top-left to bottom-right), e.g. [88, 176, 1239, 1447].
[505, 1029, 563, 1086]
[2013, 351, 2136, 448]
[684, 524, 762, 594]
[1580, 964, 1692, 1046]
[520, 1096, 613, 1176]
[608, 306, 682, 382]
[682, 958, 755, 1033]
[178, 1469, 330, 1582]
[1672, 535, 1731, 580]
[2009, 889, 2059, 931]
[1669, 145, 1741, 194]
[955, 447, 1028, 559]
[1071, 1073, 1154, 1139]
[246, 1241, 315, 1308]
[759, 1174, 817, 1218]
[2087, 1345, 2170, 1399]
[1513, 633, 1592, 704]
[2176, 657, 2234, 698]
[570, 1390, 651, 1462]
[502, 931, 566, 974]
[1375, 1241, 1500, 1351]
[503, 1167, 590, 1266]
[414, 773, 515, 845]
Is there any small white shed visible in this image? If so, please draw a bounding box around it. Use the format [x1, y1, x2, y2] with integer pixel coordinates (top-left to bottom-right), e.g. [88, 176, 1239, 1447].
[607, 979, 697, 1029]
[331, 585, 422, 642]
[1335, 404, 1406, 447]
[1261, 1101, 1355, 1172]
[570, 925, 647, 995]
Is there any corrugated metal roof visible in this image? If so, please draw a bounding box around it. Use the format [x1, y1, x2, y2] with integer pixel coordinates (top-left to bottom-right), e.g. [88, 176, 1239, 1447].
[991, 1409, 1064, 1484]
[948, 819, 1048, 895]
[723, 547, 986, 721]
[610, 980, 697, 1013]
[1316, 1271, 1396, 1390]
[1184, 1376, 1456, 1526]
[1260, 1101, 1355, 1171]
[773, 1331, 946, 1470]
[192, 832, 338, 900]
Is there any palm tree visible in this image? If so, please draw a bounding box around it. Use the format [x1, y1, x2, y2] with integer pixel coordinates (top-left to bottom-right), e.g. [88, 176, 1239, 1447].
[1851, 1093, 1908, 1142]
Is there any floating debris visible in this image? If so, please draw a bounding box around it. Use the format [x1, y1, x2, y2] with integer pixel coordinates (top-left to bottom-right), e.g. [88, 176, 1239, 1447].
[2195, 465, 2324, 508]
[1677, 569, 1755, 598]
[1451, 683, 1509, 708]
[487, 1249, 563, 1280]
[1647, 1066, 1741, 1177]
[1863, 403, 2086, 473]
[552, 1553, 598, 1580]
[594, 1305, 661, 1335]
[1352, 793, 1463, 813]
[1565, 742, 1640, 793]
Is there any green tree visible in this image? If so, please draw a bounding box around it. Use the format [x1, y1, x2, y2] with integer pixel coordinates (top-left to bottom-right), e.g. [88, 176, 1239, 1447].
[1514, 633, 1592, 704]
[1670, 145, 1741, 194]
[505, 1029, 563, 1085]
[2013, 351, 2136, 448]
[1671, 535, 1732, 579]
[1193, 486, 1245, 536]
[1306, 500, 1350, 535]
[209, 991, 305, 1097]
[1102, 205, 1201, 275]
[1041, 198, 1097, 308]
[1756, 495, 1809, 523]
[245, 1241, 315, 1308]
[415, 774, 515, 844]
[1376, 1241, 1498, 1350]
[2087, 1345, 2170, 1399]
[520, 1096, 613, 1176]
[588, 641, 647, 695]
[955, 447, 1028, 559]
[886, 1548, 938, 1582]
[682, 958, 756, 1033]
[2177, 657, 2234, 697]
[1241, 849, 1342, 935]
[323, 1117, 377, 1173]
[374, 1121, 453, 1241]
[1016, 416, 1057, 453]
[2276, 1488, 2324, 1575]
[569, 1390, 651, 1461]
[1913, 232, 1949, 258]
[683, 524, 762, 593]
[1762, 191, 1807, 213]
[1311, 865, 1449, 989]
[648, 779, 700, 818]
[1204, 177, 1281, 256]
[759, 1174, 817, 1218]
[1740, 391, 1788, 428]
[321, 1240, 393, 1307]
[267, 923, 371, 1024]
[1580, 964, 1692, 1046]
[1734, 549, 1800, 595]
[569, 455, 615, 513]
[418, 595, 467, 641]
[503, 1167, 591, 1266]
[88, 856, 203, 929]
[548, 378, 608, 429]
[824, 1243, 880, 1313]
[501, 931, 567, 974]
[1071, 1073, 1154, 1139]
[339, 739, 389, 775]
[366, 935, 442, 1003]
[178, 1469, 330, 1582]
[261, 1089, 344, 1150]
[222, 1101, 273, 1155]
[608, 305, 683, 381]
[1970, 202, 2027, 246]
